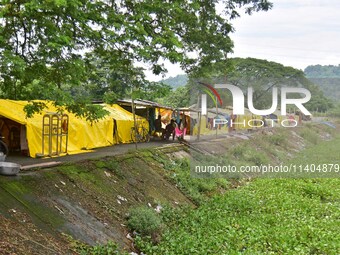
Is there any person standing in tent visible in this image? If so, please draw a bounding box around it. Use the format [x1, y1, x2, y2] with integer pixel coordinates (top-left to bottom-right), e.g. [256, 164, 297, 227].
[172, 110, 181, 126]
[175, 117, 187, 140]
[154, 115, 163, 133]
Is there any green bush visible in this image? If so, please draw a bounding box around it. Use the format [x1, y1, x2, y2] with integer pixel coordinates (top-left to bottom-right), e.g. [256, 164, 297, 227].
[268, 133, 287, 146]
[300, 128, 320, 144]
[230, 145, 246, 158]
[246, 151, 269, 166]
[328, 104, 340, 118]
[79, 241, 121, 255]
[127, 206, 162, 236]
[106, 159, 119, 170]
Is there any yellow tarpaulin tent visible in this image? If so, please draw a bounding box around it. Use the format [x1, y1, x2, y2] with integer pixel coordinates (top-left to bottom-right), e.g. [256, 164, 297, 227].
[0, 100, 148, 158]
[103, 104, 149, 144]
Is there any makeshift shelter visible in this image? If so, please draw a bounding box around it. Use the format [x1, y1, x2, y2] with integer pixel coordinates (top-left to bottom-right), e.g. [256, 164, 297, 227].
[0, 100, 148, 158]
[175, 108, 201, 135]
[264, 110, 287, 127]
[117, 99, 172, 132]
[187, 104, 266, 135]
[103, 104, 149, 144]
[210, 106, 263, 131]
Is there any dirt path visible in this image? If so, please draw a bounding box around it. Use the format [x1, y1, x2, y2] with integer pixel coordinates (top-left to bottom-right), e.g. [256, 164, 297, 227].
[6, 139, 180, 169]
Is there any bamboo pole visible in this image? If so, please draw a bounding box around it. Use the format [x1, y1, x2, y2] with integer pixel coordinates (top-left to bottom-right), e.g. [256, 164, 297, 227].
[131, 91, 138, 150]
[215, 96, 218, 139]
[197, 111, 201, 141]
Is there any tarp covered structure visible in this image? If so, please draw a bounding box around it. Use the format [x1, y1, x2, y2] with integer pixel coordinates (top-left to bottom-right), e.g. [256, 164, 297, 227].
[184, 105, 266, 135]
[0, 100, 148, 158]
[103, 104, 149, 144]
[117, 99, 173, 132]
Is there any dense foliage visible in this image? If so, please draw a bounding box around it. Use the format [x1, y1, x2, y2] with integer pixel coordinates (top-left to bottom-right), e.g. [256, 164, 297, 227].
[78, 241, 122, 255]
[305, 64, 340, 78]
[158, 86, 191, 108]
[0, 0, 272, 118]
[136, 133, 340, 254]
[137, 178, 340, 254]
[128, 206, 162, 236]
[305, 65, 340, 102]
[329, 104, 340, 118]
[159, 58, 333, 112]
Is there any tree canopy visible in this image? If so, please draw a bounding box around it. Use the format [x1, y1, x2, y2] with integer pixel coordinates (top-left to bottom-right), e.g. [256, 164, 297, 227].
[305, 64, 340, 78]
[163, 58, 333, 113]
[0, 0, 272, 118]
[304, 65, 340, 102]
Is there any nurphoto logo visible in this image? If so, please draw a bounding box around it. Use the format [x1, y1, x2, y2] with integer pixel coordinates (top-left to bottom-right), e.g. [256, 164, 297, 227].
[200, 84, 312, 128]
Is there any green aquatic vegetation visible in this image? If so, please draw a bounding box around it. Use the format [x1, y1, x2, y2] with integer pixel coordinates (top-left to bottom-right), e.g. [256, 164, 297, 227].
[136, 178, 340, 254]
[136, 134, 340, 254]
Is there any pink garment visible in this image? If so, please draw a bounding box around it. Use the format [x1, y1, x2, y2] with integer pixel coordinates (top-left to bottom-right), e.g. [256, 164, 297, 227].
[175, 127, 186, 137]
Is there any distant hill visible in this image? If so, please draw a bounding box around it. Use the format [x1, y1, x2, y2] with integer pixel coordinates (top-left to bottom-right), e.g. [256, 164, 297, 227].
[304, 65, 340, 101]
[160, 74, 188, 89]
[304, 65, 340, 78]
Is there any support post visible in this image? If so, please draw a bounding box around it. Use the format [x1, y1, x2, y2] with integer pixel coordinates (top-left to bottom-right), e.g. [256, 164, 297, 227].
[197, 94, 202, 141]
[215, 96, 218, 139]
[131, 96, 138, 150]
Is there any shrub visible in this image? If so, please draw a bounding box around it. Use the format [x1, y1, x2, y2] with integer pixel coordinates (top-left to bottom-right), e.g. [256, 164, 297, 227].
[300, 129, 320, 144]
[127, 206, 162, 236]
[328, 104, 340, 118]
[268, 133, 287, 146]
[78, 241, 121, 255]
[230, 145, 246, 158]
[197, 180, 216, 192]
[106, 159, 119, 170]
[246, 151, 269, 166]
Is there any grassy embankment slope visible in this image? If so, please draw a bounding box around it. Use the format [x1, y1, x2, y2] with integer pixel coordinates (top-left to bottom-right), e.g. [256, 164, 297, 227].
[0, 149, 195, 254]
[0, 122, 339, 254]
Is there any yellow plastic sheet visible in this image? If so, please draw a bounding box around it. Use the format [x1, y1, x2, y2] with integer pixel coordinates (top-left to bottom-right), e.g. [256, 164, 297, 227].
[103, 104, 149, 144]
[0, 100, 148, 158]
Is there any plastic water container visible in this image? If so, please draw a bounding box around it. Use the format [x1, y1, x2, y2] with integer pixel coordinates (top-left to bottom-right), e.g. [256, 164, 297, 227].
[0, 162, 21, 176]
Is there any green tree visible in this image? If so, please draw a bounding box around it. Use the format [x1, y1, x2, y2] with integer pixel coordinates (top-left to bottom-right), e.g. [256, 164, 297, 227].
[85, 55, 172, 102]
[304, 65, 340, 102]
[0, 0, 272, 118]
[160, 85, 191, 108]
[179, 58, 332, 112]
[305, 64, 340, 78]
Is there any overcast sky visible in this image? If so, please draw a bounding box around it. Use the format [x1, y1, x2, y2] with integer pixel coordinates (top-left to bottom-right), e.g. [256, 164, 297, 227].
[146, 0, 340, 81]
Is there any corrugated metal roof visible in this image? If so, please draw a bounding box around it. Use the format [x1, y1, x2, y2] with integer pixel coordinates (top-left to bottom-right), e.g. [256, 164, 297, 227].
[117, 99, 173, 109]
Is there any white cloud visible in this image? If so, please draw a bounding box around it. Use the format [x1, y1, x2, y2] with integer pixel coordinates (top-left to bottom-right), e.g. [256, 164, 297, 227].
[146, 0, 340, 80]
[230, 0, 340, 69]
